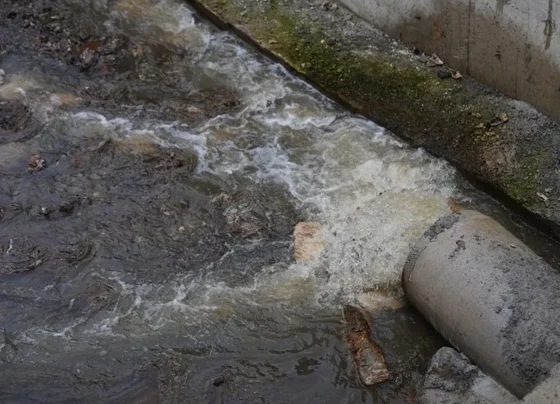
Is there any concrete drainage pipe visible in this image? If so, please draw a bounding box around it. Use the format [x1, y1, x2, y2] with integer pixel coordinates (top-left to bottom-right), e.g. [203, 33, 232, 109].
[403, 210, 560, 398]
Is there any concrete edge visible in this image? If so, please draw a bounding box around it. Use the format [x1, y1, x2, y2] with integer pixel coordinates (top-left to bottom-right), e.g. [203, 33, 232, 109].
[402, 212, 461, 287]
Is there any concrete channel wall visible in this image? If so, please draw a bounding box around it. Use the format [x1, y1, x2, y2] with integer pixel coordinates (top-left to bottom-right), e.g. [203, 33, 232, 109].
[338, 0, 560, 119]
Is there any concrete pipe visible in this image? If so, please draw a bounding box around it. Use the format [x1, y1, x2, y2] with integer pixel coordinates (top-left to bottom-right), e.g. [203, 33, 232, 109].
[403, 210, 560, 398]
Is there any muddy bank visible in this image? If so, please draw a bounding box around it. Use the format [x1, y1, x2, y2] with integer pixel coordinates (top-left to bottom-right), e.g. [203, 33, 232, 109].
[185, 0, 560, 239]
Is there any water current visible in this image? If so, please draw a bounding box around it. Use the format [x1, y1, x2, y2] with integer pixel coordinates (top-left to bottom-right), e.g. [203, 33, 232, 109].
[1, 1, 559, 402]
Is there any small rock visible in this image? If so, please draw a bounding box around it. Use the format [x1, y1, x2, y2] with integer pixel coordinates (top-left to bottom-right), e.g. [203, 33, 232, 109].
[343, 305, 389, 386]
[475, 122, 486, 129]
[452, 70, 462, 80]
[0, 69, 4, 86]
[294, 222, 325, 263]
[212, 375, 227, 386]
[28, 154, 46, 173]
[490, 113, 510, 127]
[80, 48, 97, 69]
[437, 69, 452, 80]
[268, 39, 279, 45]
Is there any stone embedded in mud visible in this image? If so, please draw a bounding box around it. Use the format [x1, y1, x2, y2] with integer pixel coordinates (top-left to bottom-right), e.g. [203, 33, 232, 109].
[27, 154, 46, 173]
[294, 222, 325, 263]
[343, 305, 390, 386]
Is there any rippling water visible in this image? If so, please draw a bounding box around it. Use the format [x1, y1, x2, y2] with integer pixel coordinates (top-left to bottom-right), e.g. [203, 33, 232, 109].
[1, 1, 558, 402]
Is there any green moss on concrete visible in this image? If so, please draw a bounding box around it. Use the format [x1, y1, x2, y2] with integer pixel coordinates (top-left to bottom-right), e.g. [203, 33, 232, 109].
[503, 154, 545, 208]
[258, 13, 449, 111]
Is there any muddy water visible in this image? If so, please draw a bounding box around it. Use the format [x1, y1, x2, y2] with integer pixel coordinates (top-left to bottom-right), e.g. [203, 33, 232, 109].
[0, 1, 559, 403]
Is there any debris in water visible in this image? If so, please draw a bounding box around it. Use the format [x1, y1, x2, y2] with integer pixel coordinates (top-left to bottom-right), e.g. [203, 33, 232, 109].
[211, 130, 234, 142]
[294, 222, 325, 263]
[537, 192, 549, 202]
[452, 70, 462, 80]
[430, 54, 444, 65]
[357, 289, 407, 312]
[343, 305, 390, 386]
[447, 198, 464, 213]
[28, 154, 46, 173]
[79, 48, 97, 70]
[421, 53, 443, 67]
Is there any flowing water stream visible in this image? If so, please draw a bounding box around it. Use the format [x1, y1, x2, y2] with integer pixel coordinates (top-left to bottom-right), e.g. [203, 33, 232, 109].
[1, 1, 559, 402]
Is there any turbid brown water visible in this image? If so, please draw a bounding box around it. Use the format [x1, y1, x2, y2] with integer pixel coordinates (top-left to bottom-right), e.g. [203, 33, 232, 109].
[1, 1, 559, 403]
